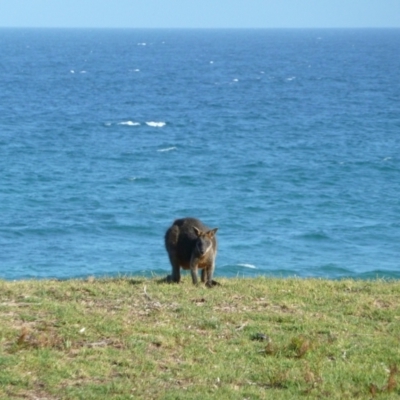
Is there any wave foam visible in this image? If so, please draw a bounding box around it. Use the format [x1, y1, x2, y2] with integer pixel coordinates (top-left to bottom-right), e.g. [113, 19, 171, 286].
[157, 146, 176, 152]
[237, 263, 257, 269]
[146, 122, 166, 128]
[118, 121, 141, 126]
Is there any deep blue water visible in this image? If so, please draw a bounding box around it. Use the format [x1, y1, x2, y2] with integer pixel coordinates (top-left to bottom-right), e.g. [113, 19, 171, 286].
[1, 28, 399, 280]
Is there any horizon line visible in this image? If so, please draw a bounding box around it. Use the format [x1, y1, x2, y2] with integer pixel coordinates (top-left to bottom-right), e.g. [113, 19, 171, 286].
[1, 26, 399, 30]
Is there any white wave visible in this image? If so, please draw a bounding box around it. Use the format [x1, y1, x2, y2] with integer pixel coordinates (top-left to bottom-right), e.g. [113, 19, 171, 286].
[118, 121, 141, 126]
[146, 122, 166, 128]
[383, 157, 392, 161]
[70, 70, 75, 74]
[157, 146, 176, 152]
[233, 78, 239, 82]
[80, 71, 87, 74]
[137, 42, 147, 46]
[238, 263, 257, 269]
[287, 76, 296, 81]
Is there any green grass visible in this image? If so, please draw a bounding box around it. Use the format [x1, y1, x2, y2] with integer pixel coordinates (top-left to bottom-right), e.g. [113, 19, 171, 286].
[1, 276, 399, 399]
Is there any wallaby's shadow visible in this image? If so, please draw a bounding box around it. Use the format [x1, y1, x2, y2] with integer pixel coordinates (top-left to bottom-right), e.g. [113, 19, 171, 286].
[156, 274, 221, 287]
[128, 279, 147, 286]
[156, 276, 172, 285]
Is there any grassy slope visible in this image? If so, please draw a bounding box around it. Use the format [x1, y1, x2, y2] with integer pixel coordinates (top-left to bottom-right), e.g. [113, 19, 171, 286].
[0, 276, 399, 399]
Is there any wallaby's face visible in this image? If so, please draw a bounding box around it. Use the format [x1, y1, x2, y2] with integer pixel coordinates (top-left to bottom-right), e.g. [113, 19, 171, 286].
[193, 227, 218, 257]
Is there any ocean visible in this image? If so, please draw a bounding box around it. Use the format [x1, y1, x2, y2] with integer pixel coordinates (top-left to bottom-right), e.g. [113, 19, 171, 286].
[1, 28, 399, 280]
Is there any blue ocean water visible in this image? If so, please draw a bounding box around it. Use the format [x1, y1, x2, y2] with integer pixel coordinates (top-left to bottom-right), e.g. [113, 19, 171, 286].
[1, 28, 399, 280]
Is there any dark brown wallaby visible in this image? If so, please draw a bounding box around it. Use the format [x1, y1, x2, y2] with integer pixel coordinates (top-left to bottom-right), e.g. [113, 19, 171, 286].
[165, 217, 218, 287]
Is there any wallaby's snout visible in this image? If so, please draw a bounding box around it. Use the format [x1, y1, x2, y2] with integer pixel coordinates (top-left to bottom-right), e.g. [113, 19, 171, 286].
[195, 237, 209, 256]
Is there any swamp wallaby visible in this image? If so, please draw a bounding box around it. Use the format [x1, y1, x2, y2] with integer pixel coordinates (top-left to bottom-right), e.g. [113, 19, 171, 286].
[165, 217, 218, 287]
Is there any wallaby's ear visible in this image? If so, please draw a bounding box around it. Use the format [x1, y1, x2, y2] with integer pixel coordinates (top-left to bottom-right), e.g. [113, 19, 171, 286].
[193, 226, 202, 237]
[207, 228, 218, 237]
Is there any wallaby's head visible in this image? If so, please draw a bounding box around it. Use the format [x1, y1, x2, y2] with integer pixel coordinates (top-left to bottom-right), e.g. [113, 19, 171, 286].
[193, 226, 218, 256]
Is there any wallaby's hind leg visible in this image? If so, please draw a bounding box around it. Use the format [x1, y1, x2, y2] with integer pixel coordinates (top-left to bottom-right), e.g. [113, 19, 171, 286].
[165, 224, 181, 283]
[166, 251, 181, 283]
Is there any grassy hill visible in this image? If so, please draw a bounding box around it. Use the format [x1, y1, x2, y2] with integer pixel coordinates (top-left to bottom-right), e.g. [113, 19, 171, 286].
[1, 276, 399, 399]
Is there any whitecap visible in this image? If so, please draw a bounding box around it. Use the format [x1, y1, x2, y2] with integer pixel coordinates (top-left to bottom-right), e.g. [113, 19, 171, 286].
[237, 263, 257, 269]
[383, 157, 392, 161]
[146, 122, 166, 128]
[118, 121, 141, 126]
[80, 71, 87, 74]
[157, 146, 176, 152]
[70, 70, 75, 74]
[137, 42, 147, 46]
[233, 78, 239, 82]
[287, 76, 296, 81]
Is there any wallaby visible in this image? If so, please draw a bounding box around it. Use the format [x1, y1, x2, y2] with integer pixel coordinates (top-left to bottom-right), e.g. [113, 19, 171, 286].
[165, 217, 218, 287]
